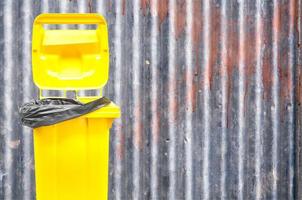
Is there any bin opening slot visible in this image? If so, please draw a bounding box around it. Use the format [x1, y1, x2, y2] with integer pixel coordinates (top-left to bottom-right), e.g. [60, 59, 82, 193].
[43, 24, 98, 30]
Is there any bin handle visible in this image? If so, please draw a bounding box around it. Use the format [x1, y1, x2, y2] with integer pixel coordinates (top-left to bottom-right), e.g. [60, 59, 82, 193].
[34, 13, 106, 25]
[39, 89, 103, 100]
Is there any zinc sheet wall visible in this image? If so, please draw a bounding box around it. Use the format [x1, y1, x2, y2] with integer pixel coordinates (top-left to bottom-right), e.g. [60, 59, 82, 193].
[0, 0, 301, 199]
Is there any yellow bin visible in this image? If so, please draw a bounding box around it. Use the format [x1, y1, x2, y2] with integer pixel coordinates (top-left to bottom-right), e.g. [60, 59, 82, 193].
[32, 14, 120, 200]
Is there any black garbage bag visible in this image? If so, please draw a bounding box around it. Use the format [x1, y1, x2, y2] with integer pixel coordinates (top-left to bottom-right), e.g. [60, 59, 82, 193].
[19, 97, 111, 128]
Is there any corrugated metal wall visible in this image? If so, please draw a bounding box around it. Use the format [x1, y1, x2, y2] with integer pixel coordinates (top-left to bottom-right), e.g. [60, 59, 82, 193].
[0, 0, 301, 199]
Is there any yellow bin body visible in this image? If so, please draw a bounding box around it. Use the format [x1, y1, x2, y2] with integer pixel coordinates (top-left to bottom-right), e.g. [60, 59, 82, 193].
[34, 105, 120, 200]
[32, 14, 120, 200]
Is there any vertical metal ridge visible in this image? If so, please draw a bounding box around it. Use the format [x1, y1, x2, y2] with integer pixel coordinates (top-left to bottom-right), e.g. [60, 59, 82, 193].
[3, 0, 14, 199]
[237, 1, 246, 200]
[220, 0, 228, 199]
[132, 0, 141, 199]
[295, 1, 302, 199]
[76, 0, 88, 98]
[255, 0, 263, 199]
[78, 0, 87, 13]
[185, 0, 193, 199]
[287, 0, 295, 199]
[41, 0, 49, 13]
[96, 0, 105, 16]
[272, 0, 280, 199]
[59, 1, 68, 35]
[21, 0, 33, 199]
[41, 0, 49, 86]
[113, 1, 123, 200]
[150, 1, 159, 199]
[78, 0, 87, 31]
[202, 1, 211, 199]
[60, 0, 68, 13]
[168, 0, 176, 199]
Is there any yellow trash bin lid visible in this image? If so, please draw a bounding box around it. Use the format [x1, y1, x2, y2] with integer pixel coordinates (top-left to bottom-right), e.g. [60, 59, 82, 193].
[32, 13, 109, 91]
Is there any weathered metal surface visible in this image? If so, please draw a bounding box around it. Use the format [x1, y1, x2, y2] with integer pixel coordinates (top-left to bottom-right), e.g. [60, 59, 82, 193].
[295, 1, 302, 200]
[0, 0, 301, 199]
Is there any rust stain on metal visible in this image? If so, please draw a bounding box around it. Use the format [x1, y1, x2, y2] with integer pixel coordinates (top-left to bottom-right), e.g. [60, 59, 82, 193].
[122, 0, 126, 15]
[261, 27, 273, 99]
[226, 13, 238, 128]
[208, 3, 222, 90]
[243, 14, 256, 117]
[140, 0, 168, 25]
[1, 0, 301, 199]
[296, 1, 302, 195]
[140, 0, 191, 40]
[192, 0, 202, 59]
[140, 0, 150, 15]
[191, 1, 202, 112]
[279, 3, 291, 102]
[157, 0, 168, 25]
[175, 0, 186, 38]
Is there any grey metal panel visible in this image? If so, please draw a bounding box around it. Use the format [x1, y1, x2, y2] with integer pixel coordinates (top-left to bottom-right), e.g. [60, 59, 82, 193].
[0, 0, 301, 199]
[295, 1, 302, 199]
